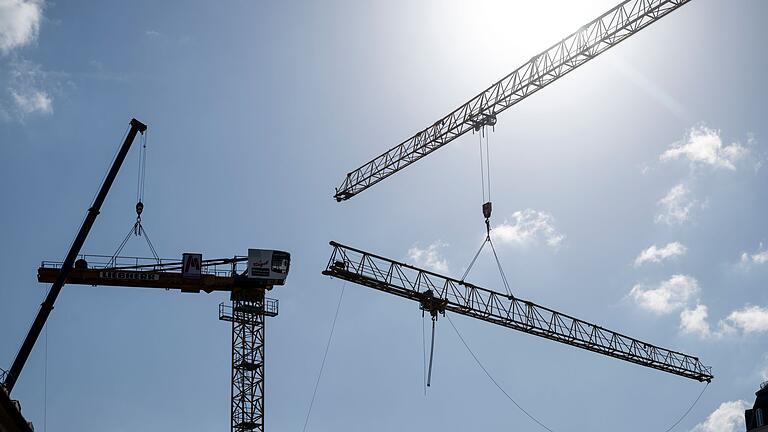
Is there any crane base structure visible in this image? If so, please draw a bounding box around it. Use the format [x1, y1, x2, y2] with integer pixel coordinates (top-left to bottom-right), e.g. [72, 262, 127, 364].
[37, 252, 288, 432]
[219, 295, 278, 432]
[322, 241, 713, 382]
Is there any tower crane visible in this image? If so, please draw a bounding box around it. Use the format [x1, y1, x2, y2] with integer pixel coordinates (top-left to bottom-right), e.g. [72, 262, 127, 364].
[323, 241, 713, 382]
[333, 0, 694, 202]
[36, 250, 290, 432]
[2, 118, 290, 432]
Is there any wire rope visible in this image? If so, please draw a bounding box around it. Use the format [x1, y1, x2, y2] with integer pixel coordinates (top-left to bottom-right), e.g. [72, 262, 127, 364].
[447, 314, 556, 432]
[479, 131, 486, 204]
[485, 129, 491, 201]
[661, 382, 709, 432]
[460, 237, 489, 282]
[302, 282, 346, 432]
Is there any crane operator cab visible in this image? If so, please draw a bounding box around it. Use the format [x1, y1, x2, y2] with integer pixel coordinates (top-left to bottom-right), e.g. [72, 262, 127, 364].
[247, 249, 290, 286]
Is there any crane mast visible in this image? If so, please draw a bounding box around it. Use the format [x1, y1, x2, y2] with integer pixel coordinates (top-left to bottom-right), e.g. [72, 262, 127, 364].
[334, 0, 693, 201]
[322, 241, 713, 382]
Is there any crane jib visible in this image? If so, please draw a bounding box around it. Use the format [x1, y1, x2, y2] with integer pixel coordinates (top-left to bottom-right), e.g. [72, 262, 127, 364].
[333, 0, 694, 201]
[322, 241, 713, 382]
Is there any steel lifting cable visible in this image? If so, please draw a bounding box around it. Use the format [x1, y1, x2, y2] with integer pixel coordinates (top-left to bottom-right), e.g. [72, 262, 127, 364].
[447, 313, 709, 432]
[302, 281, 346, 432]
[485, 127, 491, 202]
[479, 130, 486, 204]
[107, 129, 160, 267]
[447, 314, 556, 432]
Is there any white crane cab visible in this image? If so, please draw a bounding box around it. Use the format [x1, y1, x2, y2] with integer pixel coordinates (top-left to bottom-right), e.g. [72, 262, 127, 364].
[247, 249, 290, 285]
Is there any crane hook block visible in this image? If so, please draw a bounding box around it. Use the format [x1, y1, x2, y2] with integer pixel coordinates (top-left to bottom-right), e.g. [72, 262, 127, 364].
[136, 201, 144, 216]
[482, 201, 492, 220]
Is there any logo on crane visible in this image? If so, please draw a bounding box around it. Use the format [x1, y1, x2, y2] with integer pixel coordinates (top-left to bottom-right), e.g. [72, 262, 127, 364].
[182, 253, 202, 279]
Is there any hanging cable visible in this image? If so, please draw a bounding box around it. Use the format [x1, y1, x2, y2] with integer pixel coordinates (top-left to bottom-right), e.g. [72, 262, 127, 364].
[107, 129, 160, 266]
[302, 281, 346, 432]
[43, 323, 48, 432]
[460, 237, 488, 282]
[661, 382, 709, 432]
[447, 314, 556, 432]
[485, 128, 491, 202]
[478, 130, 486, 204]
[488, 238, 513, 297]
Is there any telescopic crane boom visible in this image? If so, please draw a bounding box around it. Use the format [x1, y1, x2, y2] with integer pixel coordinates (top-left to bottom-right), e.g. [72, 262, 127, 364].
[334, 0, 693, 201]
[323, 241, 713, 382]
[3, 118, 147, 394]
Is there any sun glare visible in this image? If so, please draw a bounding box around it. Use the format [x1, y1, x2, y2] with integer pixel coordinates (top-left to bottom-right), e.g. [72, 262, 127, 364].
[426, 0, 617, 73]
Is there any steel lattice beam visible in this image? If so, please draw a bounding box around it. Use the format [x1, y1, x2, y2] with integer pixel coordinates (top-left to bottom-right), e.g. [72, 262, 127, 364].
[322, 241, 713, 382]
[334, 0, 693, 201]
[220, 297, 278, 432]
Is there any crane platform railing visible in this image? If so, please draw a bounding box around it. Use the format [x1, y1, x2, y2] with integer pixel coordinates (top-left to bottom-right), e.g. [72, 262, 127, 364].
[40, 254, 249, 278]
[322, 241, 713, 382]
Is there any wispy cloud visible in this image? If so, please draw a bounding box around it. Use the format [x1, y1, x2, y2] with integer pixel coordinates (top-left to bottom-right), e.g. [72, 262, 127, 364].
[0, 1, 59, 121]
[628, 274, 699, 314]
[145, 29, 161, 37]
[690, 400, 747, 432]
[0, 0, 43, 54]
[491, 209, 564, 248]
[2, 59, 61, 119]
[634, 242, 687, 267]
[10, 86, 50, 114]
[655, 184, 698, 225]
[661, 125, 749, 171]
[408, 241, 449, 274]
[740, 243, 768, 266]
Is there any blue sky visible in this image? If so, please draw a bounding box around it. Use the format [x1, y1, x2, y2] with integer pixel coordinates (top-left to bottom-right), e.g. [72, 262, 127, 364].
[0, 0, 766, 431]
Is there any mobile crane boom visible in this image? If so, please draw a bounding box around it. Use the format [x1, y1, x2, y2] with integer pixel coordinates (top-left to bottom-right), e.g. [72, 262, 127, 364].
[334, 0, 693, 201]
[323, 241, 713, 382]
[3, 118, 147, 393]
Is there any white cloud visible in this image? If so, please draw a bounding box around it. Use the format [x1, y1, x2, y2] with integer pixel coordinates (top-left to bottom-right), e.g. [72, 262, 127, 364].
[690, 400, 747, 432]
[680, 305, 712, 339]
[677, 304, 768, 340]
[10, 87, 50, 114]
[2, 59, 59, 119]
[0, 0, 43, 54]
[629, 274, 699, 314]
[656, 184, 698, 225]
[491, 209, 564, 248]
[661, 125, 748, 170]
[724, 305, 768, 334]
[634, 242, 687, 267]
[408, 241, 449, 274]
[741, 243, 768, 266]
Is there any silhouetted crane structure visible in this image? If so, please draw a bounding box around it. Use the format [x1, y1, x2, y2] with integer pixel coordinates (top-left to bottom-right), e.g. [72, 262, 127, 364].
[1, 118, 290, 432]
[323, 242, 713, 382]
[37, 252, 289, 432]
[326, 0, 714, 407]
[334, 0, 693, 202]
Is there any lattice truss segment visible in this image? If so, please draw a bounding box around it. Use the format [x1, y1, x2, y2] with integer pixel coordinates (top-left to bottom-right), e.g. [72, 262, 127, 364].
[334, 0, 693, 201]
[220, 297, 278, 432]
[322, 242, 713, 382]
